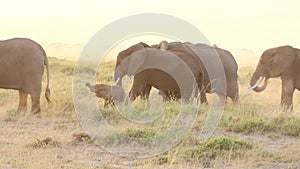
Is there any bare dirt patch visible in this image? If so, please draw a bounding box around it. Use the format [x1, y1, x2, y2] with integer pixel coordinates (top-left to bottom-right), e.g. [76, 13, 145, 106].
[0, 117, 299, 169]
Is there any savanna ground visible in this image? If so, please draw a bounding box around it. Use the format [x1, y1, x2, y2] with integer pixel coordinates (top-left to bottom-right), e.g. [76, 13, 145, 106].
[0, 57, 300, 169]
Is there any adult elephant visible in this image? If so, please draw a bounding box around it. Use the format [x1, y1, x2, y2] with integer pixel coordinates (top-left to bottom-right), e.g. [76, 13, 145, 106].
[0, 38, 51, 114]
[114, 42, 204, 102]
[195, 43, 239, 103]
[249, 45, 300, 111]
[114, 42, 151, 99]
[156, 41, 239, 103]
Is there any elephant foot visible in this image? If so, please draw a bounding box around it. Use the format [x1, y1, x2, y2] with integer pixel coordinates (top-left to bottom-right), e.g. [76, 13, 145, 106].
[281, 105, 293, 112]
[31, 107, 41, 115]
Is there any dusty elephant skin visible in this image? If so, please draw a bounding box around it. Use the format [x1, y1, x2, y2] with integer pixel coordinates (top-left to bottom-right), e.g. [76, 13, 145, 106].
[249, 45, 300, 111]
[113, 42, 152, 100]
[0, 38, 51, 114]
[192, 42, 239, 103]
[155, 41, 239, 104]
[86, 83, 125, 108]
[113, 42, 205, 103]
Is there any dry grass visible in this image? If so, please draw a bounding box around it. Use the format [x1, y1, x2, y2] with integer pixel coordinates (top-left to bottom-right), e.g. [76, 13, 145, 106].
[0, 57, 299, 168]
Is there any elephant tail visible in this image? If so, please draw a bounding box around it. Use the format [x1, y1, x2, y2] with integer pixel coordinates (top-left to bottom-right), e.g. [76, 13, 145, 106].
[44, 57, 51, 103]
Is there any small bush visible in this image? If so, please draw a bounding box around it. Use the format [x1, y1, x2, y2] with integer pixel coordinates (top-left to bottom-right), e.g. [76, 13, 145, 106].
[228, 119, 270, 134]
[186, 136, 253, 160]
[71, 133, 93, 144]
[125, 128, 157, 138]
[155, 155, 170, 165]
[268, 114, 300, 137]
[27, 137, 61, 149]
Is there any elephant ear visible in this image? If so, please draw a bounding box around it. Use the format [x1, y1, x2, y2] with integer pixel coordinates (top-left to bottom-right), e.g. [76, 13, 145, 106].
[127, 49, 147, 75]
[270, 46, 296, 77]
[157, 41, 168, 51]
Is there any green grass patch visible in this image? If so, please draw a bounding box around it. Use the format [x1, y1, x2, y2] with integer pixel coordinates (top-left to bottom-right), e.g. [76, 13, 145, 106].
[221, 104, 300, 137]
[186, 136, 253, 160]
[125, 128, 157, 138]
[268, 114, 300, 137]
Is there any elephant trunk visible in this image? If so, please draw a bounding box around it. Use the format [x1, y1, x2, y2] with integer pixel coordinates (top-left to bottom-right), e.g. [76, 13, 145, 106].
[249, 73, 268, 92]
[114, 67, 124, 86]
[85, 83, 95, 92]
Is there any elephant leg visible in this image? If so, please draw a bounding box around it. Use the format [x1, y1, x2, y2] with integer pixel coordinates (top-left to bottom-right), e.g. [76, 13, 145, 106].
[30, 94, 41, 114]
[129, 80, 147, 101]
[109, 98, 116, 107]
[171, 91, 180, 101]
[199, 87, 208, 105]
[280, 78, 295, 111]
[158, 90, 168, 102]
[167, 91, 175, 101]
[103, 99, 109, 109]
[228, 93, 240, 104]
[227, 81, 240, 104]
[141, 85, 151, 100]
[18, 91, 28, 112]
[129, 89, 139, 101]
[218, 94, 227, 106]
[162, 91, 173, 101]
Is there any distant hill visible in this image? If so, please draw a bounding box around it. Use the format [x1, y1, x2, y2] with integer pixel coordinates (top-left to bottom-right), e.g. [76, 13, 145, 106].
[45, 43, 83, 60]
[44, 43, 128, 61]
[44, 42, 260, 67]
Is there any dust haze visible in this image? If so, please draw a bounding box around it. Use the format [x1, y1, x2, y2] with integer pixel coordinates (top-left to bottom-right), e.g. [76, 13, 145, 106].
[45, 42, 260, 67]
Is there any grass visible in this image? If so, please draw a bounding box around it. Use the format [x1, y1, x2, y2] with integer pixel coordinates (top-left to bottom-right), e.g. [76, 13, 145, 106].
[27, 137, 61, 149]
[4, 110, 20, 122]
[0, 57, 299, 168]
[220, 104, 300, 136]
[186, 136, 253, 160]
[125, 128, 157, 138]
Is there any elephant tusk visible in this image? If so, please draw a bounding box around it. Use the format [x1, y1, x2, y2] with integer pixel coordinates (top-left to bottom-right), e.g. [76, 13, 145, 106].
[113, 77, 121, 86]
[247, 76, 264, 90]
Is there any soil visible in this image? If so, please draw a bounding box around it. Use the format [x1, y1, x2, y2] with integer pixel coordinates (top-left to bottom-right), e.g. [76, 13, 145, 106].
[0, 117, 299, 169]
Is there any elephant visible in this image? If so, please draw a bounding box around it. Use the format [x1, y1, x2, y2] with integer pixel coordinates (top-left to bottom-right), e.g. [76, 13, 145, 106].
[0, 38, 51, 114]
[114, 42, 205, 103]
[86, 82, 125, 108]
[155, 41, 239, 104]
[194, 42, 239, 103]
[114, 42, 151, 100]
[249, 45, 300, 111]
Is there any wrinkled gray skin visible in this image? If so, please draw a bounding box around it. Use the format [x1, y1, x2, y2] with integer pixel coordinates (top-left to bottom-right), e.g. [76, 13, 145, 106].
[250, 45, 300, 111]
[192, 42, 239, 103]
[86, 83, 125, 108]
[155, 41, 239, 104]
[114, 42, 204, 103]
[0, 38, 51, 114]
[114, 42, 151, 100]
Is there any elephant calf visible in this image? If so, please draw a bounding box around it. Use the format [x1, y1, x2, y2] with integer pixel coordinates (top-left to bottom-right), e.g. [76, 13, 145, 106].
[86, 83, 125, 108]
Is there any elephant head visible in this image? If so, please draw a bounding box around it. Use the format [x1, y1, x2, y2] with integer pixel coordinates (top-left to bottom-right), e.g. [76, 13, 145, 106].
[249, 45, 296, 92]
[86, 82, 125, 108]
[86, 83, 110, 99]
[114, 42, 150, 86]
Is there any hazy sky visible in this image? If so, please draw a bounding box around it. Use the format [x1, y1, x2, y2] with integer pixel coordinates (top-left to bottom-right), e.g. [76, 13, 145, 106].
[1, 0, 300, 53]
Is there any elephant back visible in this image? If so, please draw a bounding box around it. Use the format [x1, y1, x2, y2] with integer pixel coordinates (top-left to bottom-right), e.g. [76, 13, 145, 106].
[0, 38, 47, 95]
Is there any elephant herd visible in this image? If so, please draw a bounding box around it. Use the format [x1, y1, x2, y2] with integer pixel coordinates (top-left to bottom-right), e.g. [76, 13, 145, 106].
[112, 41, 239, 104]
[0, 37, 299, 114]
